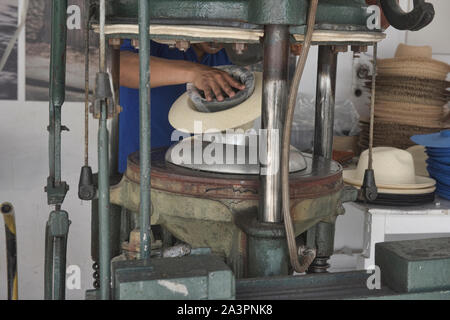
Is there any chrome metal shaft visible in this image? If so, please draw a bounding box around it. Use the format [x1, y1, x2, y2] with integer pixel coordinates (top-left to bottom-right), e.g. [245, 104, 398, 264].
[313, 46, 338, 160]
[259, 25, 290, 223]
[97, 0, 111, 300]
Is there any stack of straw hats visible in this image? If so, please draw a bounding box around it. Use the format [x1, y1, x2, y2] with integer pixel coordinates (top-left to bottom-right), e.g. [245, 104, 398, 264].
[359, 44, 450, 151]
[411, 130, 450, 200]
[343, 147, 436, 205]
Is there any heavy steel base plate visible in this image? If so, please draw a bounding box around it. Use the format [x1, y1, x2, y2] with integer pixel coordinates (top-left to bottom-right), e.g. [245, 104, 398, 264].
[125, 148, 342, 201]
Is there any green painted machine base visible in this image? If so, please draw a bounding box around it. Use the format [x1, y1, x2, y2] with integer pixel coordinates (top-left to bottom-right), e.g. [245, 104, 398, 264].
[236, 212, 289, 278]
[236, 270, 450, 300]
[112, 255, 235, 300]
[375, 237, 450, 293]
[108, 0, 370, 27]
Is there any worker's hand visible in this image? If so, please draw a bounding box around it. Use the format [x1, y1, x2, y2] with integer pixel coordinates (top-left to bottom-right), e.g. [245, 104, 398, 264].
[190, 65, 245, 102]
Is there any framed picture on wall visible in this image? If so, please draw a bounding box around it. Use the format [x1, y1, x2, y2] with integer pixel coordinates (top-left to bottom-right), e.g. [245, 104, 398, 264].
[0, 0, 18, 100]
[26, 0, 98, 101]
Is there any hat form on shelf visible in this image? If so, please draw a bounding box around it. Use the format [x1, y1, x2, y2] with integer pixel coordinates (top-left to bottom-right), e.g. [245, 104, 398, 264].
[411, 129, 450, 148]
[343, 147, 436, 193]
[410, 130, 450, 200]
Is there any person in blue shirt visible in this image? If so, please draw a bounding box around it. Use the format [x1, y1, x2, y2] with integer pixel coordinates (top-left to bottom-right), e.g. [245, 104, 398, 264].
[118, 40, 244, 173]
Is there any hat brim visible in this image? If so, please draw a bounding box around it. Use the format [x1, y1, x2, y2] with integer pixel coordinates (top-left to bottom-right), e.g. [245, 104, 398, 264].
[169, 72, 262, 134]
[343, 169, 436, 190]
[352, 184, 436, 195]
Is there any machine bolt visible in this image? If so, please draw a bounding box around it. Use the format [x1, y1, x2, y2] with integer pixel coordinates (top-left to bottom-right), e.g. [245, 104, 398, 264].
[332, 45, 348, 53]
[175, 40, 190, 52]
[357, 64, 370, 79]
[290, 43, 303, 56]
[232, 43, 248, 55]
[351, 45, 368, 53]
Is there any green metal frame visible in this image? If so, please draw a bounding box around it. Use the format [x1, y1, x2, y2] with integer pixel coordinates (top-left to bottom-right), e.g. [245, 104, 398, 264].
[44, 0, 71, 300]
[138, 0, 152, 260]
[108, 0, 369, 27]
[48, 0, 384, 300]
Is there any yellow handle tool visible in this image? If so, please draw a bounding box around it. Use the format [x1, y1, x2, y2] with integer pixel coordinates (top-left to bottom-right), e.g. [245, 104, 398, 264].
[1, 202, 18, 300]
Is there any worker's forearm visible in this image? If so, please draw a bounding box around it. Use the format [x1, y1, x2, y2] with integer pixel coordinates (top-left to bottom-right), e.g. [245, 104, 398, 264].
[120, 51, 198, 89]
[120, 50, 244, 100]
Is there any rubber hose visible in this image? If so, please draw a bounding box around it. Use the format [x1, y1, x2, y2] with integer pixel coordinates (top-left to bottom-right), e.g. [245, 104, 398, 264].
[282, 0, 319, 273]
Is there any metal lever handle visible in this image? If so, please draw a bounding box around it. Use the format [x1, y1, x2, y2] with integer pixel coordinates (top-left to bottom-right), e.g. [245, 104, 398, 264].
[379, 0, 434, 31]
[358, 169, 378, 202]
[78, 166, 96, 200]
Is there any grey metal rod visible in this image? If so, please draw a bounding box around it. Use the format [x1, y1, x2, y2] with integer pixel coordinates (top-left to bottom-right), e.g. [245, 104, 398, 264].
[259, 24, 290, 224]
[138, 0, 151, 259]
[313, 46, 338, 161]
[106, 44, 121, 176]
[53, 236, 67, 300]
[98, 102, 110, 299]
[44, 225, 53, 299]
[48, 0, 67, 185]
[97, 0, 111, 300]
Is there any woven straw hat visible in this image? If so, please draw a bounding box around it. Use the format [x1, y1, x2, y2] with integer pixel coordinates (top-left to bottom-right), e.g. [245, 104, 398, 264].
[395, 43, 432, 58]
[343, 147, 436, 190]
[377, 44, 450, 81]
[373, 101, 447, 128]
[358, 120, 442, 150]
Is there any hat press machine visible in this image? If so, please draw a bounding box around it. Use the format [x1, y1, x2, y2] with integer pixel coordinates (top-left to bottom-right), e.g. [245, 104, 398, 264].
[44, 0, 450, 300]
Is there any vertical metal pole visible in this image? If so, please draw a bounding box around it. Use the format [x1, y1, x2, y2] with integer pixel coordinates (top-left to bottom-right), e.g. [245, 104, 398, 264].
[48, 0, 67, 184]
[44, 225, 53, 299]
[259, 25, 290, 224]
[313, 46, 337, 160]
[45, 0, 69, 300]
[308, 45, 338, 274]
[106, 42, 121, 176]
[138, 0, 151, 259]
[98, 0, 111, 300]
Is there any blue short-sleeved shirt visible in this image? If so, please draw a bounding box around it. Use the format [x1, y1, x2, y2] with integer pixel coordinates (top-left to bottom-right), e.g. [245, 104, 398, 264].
[118, 40, 231, 173]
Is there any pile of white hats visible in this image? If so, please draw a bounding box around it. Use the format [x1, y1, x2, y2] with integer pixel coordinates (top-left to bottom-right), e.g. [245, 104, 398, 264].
[344, 147, 436, 205]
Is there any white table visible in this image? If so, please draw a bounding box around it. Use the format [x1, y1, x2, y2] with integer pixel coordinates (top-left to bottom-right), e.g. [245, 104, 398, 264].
[348, 197, 450, 269]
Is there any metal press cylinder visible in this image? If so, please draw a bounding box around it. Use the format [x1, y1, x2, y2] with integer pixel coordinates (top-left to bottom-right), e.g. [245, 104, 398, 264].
[313, 46, 338, 160]
[259, 24, 290, 223]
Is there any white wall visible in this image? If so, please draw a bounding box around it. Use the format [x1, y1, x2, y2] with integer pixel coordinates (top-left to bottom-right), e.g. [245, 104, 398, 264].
[0, 0, 448, 299]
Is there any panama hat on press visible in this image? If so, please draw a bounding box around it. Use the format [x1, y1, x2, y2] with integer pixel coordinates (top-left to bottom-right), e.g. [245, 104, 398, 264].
[169, 71, 262, 134]
[343, 147, 436, 191]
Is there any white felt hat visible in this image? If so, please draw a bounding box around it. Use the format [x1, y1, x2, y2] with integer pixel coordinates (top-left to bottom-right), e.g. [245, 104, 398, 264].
[343, 147, 435, 190]
[169, 72, 262, 134]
